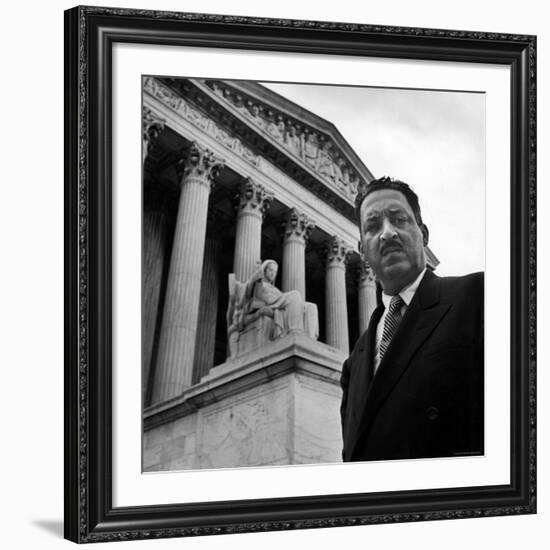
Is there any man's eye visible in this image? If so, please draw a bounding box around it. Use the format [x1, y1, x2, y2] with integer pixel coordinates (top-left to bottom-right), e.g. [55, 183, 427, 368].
[365, 222, 378, 233]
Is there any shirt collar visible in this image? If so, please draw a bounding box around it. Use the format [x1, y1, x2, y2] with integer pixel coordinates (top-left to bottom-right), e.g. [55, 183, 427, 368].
[381, 267, 427, 309]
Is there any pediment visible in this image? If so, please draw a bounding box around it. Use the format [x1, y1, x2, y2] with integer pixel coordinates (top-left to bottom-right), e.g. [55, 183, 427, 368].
[146, 76, 375, 220]
[203, 79, 375, 202]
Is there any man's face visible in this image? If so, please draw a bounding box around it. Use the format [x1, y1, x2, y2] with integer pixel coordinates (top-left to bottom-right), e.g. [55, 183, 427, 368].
[360, 188, 427, 295]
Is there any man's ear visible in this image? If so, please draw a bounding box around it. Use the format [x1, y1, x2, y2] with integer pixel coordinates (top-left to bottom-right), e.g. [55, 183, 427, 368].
[421, 224, 429, 247]
[358, 240, 363, 254]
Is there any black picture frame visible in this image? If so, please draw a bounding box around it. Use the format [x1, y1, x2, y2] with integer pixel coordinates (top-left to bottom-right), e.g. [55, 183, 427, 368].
[64, 5, 537, 543]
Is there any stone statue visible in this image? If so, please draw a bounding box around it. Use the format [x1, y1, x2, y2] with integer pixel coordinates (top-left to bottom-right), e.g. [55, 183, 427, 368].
[303, 131, 319, 168]
[245, 260, 303, 337]
[316, 139, 336, 181]
[226, 260, 318, 359]
[267, 116, 285, 142]
[284, 124, 302, 157]
[244, 102, 265, 129]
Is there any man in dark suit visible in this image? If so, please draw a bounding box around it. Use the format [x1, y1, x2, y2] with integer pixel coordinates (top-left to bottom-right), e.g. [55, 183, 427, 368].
[341, 177, 483, 462]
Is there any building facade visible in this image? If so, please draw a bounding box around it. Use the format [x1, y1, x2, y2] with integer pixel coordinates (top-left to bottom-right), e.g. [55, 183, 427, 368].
[142, 77, 437, 471]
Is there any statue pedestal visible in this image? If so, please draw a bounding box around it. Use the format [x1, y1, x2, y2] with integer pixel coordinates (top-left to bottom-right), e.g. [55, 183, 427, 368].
[235, 315, 273, 357]
[143, 333, 346, 471]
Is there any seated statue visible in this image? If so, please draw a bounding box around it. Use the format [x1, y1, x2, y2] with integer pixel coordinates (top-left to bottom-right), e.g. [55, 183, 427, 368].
[227, 260, 318, 359]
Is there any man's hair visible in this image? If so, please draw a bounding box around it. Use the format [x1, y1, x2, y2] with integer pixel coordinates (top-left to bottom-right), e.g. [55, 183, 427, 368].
[355, 176, 424, 227]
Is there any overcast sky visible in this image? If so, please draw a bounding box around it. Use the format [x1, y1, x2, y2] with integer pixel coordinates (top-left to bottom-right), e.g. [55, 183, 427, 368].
[262, 82, 485, 277]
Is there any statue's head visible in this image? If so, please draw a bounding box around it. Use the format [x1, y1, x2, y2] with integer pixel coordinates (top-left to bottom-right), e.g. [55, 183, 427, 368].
[261, 260, 278, 283]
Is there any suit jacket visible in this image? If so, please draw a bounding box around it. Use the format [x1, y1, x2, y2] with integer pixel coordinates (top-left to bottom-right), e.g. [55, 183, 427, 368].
[340, 269, 484, 462]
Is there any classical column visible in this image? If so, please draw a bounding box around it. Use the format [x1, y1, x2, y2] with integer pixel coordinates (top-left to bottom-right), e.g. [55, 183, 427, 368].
[192, 218, 221, 385]
[357, 259, 378, 335]
[152, 143, 224, 404]
[142, 107, 165, 163]
[325, 237, 350, 354]
[281, 208, 314, 299]
[233, 178, 273, 282]
[142, 186, 167, 405]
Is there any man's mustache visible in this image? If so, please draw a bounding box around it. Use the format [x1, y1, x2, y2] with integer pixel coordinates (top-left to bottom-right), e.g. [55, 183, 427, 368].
[380, 243, 404, 255]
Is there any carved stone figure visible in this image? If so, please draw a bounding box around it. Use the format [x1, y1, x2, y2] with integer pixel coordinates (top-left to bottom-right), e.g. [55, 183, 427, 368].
[331, 156, 345, 189]
[335, 158, 349, 189]
[267, 115, 285, 142]
[245, 260, 302, 335]
[284, 124, 302, 157]
[348, 172, 360, 195]
[211, 82, 224, 97]
[226, 260, 318, 358]
[316, 139, 336, 181]
[303, 131, 319, 168]
[244, 102, 265, 128]
[234, 94, 245, 109]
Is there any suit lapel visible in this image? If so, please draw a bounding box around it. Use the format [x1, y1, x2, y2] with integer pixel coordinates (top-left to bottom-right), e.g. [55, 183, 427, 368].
[349, 270, 451, 459]
[344, 305, 383, 457]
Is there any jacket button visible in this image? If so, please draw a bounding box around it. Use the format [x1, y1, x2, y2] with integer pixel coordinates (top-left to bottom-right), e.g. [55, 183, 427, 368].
[426, 406, 439, 420]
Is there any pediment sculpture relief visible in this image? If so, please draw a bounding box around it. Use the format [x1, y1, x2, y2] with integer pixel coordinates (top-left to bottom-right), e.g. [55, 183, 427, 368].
[204, 81, 363, 197]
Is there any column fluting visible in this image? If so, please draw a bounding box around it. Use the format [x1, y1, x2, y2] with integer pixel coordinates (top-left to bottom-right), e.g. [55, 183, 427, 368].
[233, 178, 273, 282]
[281, 208, 314, 299]
[357, 259, 378, 335]
[325, 237, 350, 354]
[142, 188, 167, 405]
[152, 143, 224, 404]
[192, 234, 220, 384]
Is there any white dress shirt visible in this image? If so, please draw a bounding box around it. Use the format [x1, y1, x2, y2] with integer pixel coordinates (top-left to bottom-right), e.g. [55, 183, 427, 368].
[373, 268, 427, 373]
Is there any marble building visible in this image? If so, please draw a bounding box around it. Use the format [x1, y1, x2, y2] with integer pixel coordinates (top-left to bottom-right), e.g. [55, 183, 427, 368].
[142, 77, 438, 471]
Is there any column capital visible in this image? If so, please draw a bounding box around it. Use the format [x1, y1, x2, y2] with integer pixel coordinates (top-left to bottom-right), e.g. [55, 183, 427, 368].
[143, 107, 165, 151]
[175, 142, 225, 187]
[282, 208, 314, 245]
[235, 177, 273, 219]
[357, 258, 376, 284]
[325, 236, 351, 268]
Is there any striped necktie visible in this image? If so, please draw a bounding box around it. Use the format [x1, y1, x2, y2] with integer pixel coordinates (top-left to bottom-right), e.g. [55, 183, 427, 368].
[379, 295, 405, 361]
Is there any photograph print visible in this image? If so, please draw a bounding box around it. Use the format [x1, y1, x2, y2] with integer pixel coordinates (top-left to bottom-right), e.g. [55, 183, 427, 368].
[141, 75, 485, 472]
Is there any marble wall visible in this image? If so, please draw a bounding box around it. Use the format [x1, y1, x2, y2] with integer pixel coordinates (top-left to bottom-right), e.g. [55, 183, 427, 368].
[143, 336, 344, 471]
